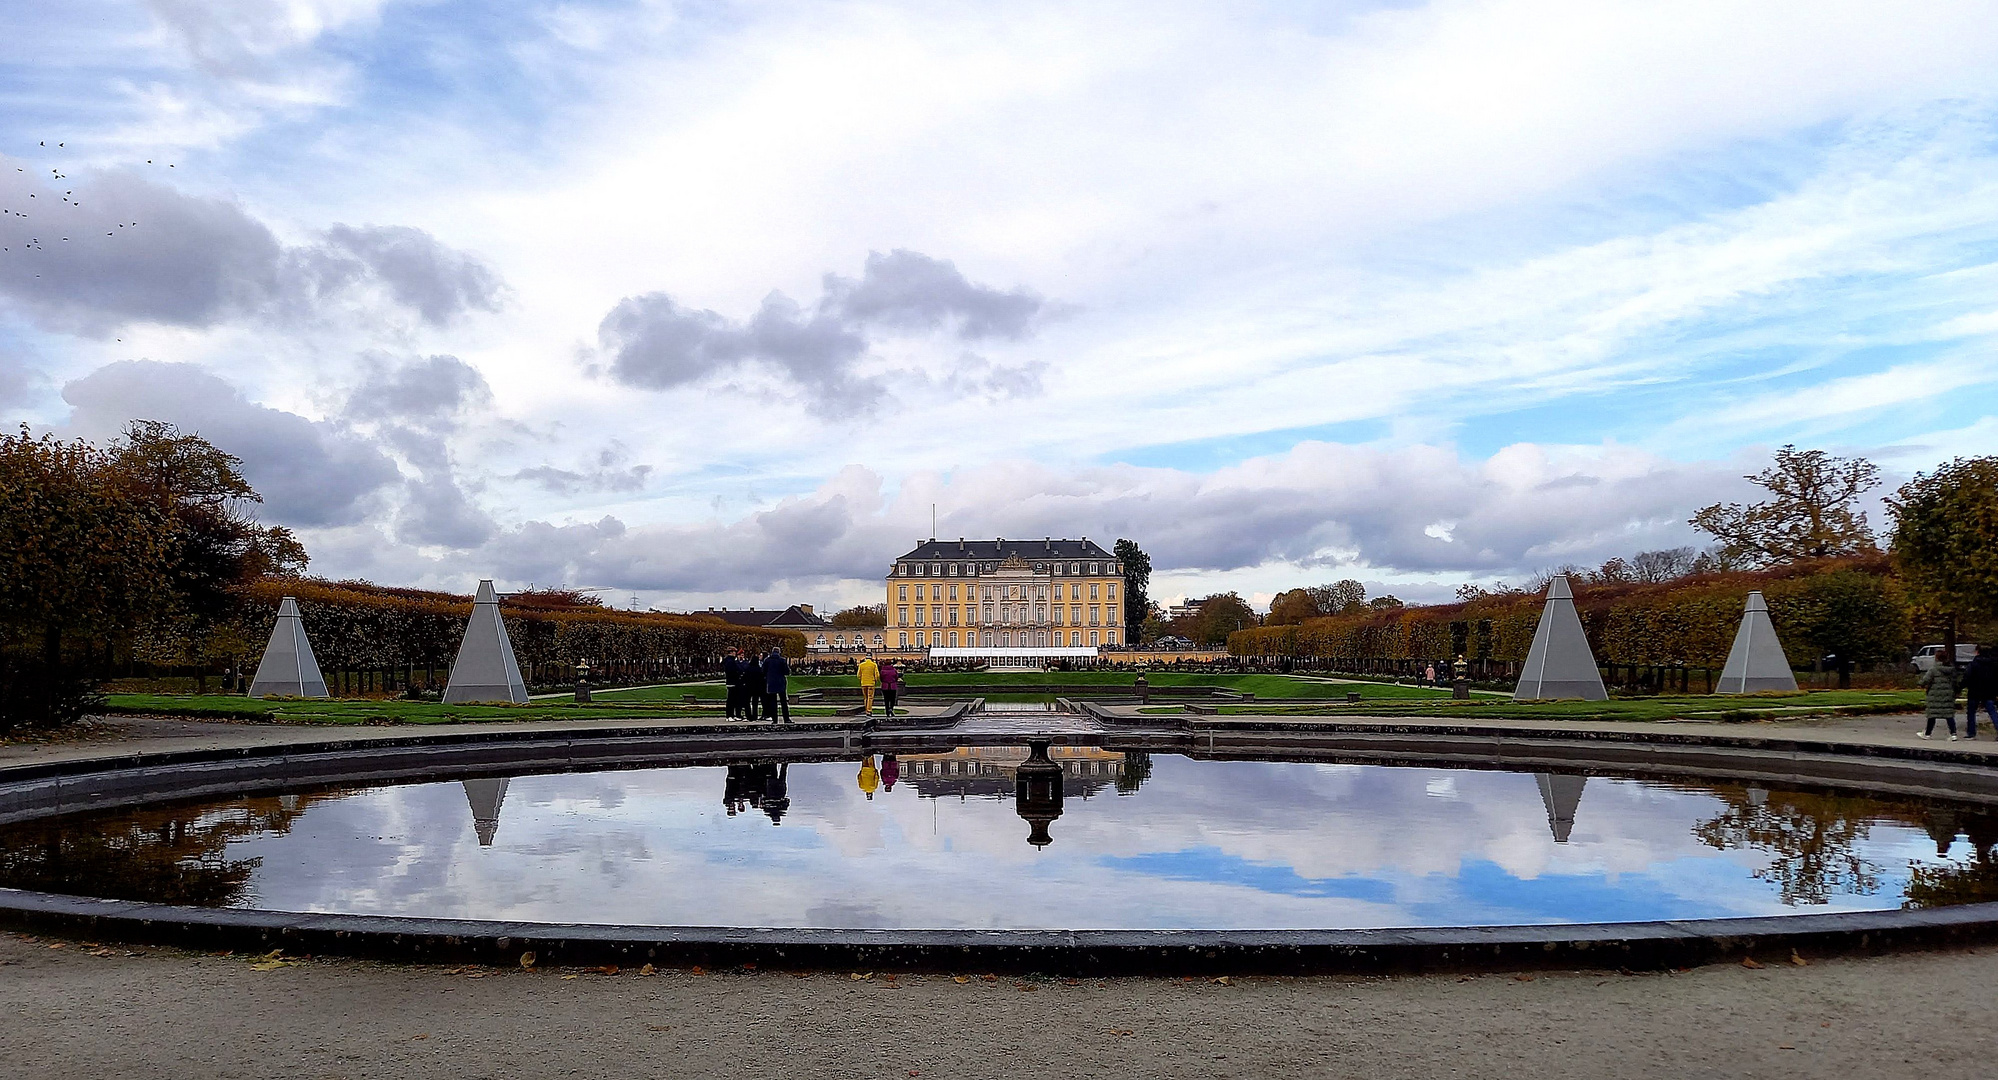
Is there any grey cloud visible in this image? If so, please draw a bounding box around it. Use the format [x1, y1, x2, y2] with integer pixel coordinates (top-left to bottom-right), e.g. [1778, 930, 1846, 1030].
[826, 249, 1046, 340]
[146, 0, 355, 77]
[0, 351, 37, 405]
[511, 464, 653, 495]
[346, 354, 493, 420]
[315, 225, 505, 325]
[61, 360, 401, 527]
[598, 250, 1049, 415]
[398, 474, 498, 548]
[0, 166, 503, 333]
[435, 447, 1748, 602]
[943, 353, 1047, 400]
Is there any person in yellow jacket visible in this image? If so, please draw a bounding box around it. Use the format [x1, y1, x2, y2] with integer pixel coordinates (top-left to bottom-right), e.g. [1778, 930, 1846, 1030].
[857, 655, 880, 716]
[857, 755, 879, 799]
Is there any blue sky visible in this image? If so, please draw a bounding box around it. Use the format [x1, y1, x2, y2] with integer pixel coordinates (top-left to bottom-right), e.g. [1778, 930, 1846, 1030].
[4, 1, 1998, 610]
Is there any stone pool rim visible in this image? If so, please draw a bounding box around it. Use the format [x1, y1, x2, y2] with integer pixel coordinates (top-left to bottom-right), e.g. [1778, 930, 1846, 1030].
[5, 717, 1998, 975]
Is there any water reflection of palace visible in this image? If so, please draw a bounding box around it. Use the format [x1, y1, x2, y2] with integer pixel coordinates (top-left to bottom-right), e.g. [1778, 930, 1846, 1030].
[898, 746, 1133, 800]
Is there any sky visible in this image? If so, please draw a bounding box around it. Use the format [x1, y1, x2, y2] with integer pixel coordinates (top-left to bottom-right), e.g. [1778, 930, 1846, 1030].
[4, 0, 1998, 613]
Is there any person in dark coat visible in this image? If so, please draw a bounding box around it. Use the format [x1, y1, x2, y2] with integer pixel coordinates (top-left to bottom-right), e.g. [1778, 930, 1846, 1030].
[1921, 655, 1961, 741]
[763, 646, 791, 724]
[1965, 644, 1997, 740]
[743, 652, 763, 722]
[722, 649, 745, 720]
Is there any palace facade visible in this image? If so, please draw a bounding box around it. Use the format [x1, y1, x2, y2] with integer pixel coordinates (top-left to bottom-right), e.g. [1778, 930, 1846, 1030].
[885, 538, 1125, 651]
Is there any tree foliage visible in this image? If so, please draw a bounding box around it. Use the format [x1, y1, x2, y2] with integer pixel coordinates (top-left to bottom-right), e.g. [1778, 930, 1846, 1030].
[830, 604, 888, 627]
[1192, 592, 1257, 645]
[1886, 456, 1998, 629]
[1691, 445, 1881, 566]
[1114, 538, 1151, 629]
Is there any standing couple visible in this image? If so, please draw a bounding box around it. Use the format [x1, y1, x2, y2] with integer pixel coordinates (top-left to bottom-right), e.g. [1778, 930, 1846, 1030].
[856, 654, 902, 717]
[723, 644, 792, 723]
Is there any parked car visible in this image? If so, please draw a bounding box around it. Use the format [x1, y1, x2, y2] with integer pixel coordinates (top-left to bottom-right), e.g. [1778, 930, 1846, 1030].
[1912, 643, 1980, 672]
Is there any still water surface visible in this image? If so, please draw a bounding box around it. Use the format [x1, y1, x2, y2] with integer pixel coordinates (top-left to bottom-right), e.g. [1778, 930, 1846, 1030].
[3, 747, 1994, 929]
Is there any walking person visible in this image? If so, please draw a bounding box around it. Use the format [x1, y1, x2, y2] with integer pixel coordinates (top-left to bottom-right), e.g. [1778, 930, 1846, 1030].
[763, 645, 792, 724]
[880, 658, 902, 718]
[1921, 651, 1962, 741]
[1965, 644, 1997, 740]
[857, 654, 880, 716]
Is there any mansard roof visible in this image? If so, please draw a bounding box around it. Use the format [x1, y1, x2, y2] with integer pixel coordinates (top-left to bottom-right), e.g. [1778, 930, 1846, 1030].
[704, 605, 829, 628]
[894, 538, 1117, 563]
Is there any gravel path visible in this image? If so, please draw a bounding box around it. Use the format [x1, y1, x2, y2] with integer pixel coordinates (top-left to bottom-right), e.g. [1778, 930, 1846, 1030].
[3, 932, 1992, 1079]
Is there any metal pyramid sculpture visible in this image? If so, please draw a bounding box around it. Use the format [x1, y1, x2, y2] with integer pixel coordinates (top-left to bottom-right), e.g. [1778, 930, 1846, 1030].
[443, 579, 528, 704]
[462, 778, 509, 846]
[1536, 773, 1587, 843]
[1716, 590, 1797, 693]
[247, 596, 329, 698]
[1513, 573, 1607, 700]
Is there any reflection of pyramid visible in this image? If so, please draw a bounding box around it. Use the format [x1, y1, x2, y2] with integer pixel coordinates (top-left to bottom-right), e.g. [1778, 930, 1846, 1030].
[1514, 574, 1606, 701]
[443, 580, 528, 704]
[247, 597, 330, 698]
[1536, 774, 1587, 843]
[463, 778, 509, 846]
[1716, 591, 1798, 693]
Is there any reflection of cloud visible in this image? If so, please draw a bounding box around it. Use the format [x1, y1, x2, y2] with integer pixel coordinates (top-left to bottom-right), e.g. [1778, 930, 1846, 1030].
[197, 758, 1958, 930]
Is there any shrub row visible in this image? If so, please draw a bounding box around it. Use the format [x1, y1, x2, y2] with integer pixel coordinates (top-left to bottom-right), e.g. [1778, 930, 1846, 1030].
[1228, 559, 1912, 670]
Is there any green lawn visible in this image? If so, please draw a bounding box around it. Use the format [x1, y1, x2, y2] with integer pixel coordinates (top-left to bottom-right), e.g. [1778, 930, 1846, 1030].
[1157, 689, 1923, 723]
[97, 694, 826, 725]
[595, 672, 1447, 701]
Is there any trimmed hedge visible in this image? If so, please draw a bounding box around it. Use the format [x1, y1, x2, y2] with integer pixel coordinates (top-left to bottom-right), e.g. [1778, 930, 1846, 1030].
[229, 578, 803, 690]
[1229, 558, 1911, 672]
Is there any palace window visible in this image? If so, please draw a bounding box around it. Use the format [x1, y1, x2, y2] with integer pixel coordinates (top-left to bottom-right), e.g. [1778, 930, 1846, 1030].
[898, 632, 908, 647]
[897, 606, 908, 625]
[948, 607, 958, 625]
[932, 605, 942, 624]
[1090, 562, 1100, 574]
[1090, 607, 1100, 625]
[931, 631, 941, 646]
[1070, 631, 1081, 646]
[949, 584, 958, 600]
[949, 632, 958, 646]
[1071, 605, 1081, 623]
[949, 563, 958, 576]
[933, 584, 943, 600]
[1107, 583, 1117, 601]
[898, 585, 907, 601]
[1053, 607, 1063, 625]
[983, 585, 993, 601]
[983, 605, 993, 623]
[1034, 605, 1046, 622]
[982, 632, 993, 647]
[1107, 630, 1118, 644]
[913, 608, 925, 626]
[1090, 583, 1099, 600]
[1070, 562, 1080, 574]
[1090, 631, 1100, 646]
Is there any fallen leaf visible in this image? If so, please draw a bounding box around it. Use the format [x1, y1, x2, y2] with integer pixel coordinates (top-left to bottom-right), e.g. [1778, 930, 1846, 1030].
[690, 966, 707, 976]
[411, 1034, 429, 1041]
[741, 963, 756, 971]
[1212, 976, 1233, 986]
[1017, 983, 1038, 992]
[1741, 958, 1764, 969]
[1063, 979, 1080, 986]
[596, 965, 620, 976]
[1102, 1029, 1135, 1037]
[561, 974, 580, 981]
[1513, 975, 1535, 982]
[850, 972, 868, 981]
[1778, 1045, 1796, 1050]
[980, 974, 998, 982]
[1790, 950, 1809, 967]
[639, 964, 657, 976]
[519, 951, 537, 969]
[953, 976, 971, 984]
[46, 943, 64, 950]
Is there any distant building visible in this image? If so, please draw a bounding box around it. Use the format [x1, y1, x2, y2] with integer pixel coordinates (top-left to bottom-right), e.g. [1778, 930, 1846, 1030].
[1165, 597, 1213, 622]
[886, 537, 1126, 653]
[706, 605, 883, 652]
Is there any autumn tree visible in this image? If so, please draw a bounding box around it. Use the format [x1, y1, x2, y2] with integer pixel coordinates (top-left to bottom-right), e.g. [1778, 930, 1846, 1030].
[831, 604, 887, 627]
[1266, 588, 1322, 626]
[1309, 579, 1366, 615]
[1193, 592, 1257, 646]
[1690, 446, 1881, 566]
[1114, 539, 1152, 629]
[1886, 456, 1998, 655]
[0, 428, 175, 730]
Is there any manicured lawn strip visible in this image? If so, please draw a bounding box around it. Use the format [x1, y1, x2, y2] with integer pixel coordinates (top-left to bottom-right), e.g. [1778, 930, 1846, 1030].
[1174, 690, 1921, 722]
[96, 694, 832, 725]
[601, 673, 1449, 701]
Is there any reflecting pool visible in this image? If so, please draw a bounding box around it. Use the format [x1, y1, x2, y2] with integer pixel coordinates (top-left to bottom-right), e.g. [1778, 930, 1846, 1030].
[4, 747, 1996, 929]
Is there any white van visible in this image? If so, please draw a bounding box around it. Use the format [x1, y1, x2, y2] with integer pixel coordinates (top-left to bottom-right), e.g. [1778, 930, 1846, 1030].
[1912, 644, 1980, 672]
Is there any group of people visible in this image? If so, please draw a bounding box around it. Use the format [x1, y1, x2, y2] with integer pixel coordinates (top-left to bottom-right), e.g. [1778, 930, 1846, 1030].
[1920, 644, 1997, 741]
[855, 655, 903, 717]
[722, 645, 792, 723]
[721, 762, 789, 822]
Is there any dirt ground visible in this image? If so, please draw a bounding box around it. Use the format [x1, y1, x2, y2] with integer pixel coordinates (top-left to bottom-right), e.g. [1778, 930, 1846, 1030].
[2, 932, 1993, 1080]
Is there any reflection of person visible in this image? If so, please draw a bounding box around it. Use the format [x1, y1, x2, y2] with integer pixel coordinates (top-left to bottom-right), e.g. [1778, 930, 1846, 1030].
[882, 754, 899, 792]
[762, 763, 790, 824]
[723, 764, 744, 815]
[1921, 657, 1961, 741]
[857, 755, 879, 800]
[880, 659, 902, 717]
[1965, 645, 1996, 740]
[858, 655, 880, 716]
[764, 646, 792, 723]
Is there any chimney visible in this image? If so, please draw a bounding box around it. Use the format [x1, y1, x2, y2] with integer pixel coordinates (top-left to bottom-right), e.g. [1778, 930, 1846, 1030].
[799, 604, 813, 615]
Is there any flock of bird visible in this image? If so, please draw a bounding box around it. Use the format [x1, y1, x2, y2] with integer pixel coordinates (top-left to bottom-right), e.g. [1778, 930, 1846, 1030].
[3, 140, 170, 260]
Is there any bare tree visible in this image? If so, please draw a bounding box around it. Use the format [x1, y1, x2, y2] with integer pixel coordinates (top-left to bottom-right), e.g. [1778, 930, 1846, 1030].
[1630, 546, 1697, 583]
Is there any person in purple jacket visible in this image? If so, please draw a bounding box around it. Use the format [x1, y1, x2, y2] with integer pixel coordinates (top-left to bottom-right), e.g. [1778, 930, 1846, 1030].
[879, 659, 903, 717]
